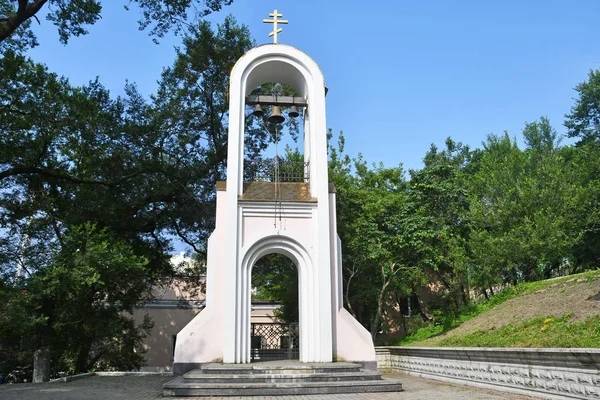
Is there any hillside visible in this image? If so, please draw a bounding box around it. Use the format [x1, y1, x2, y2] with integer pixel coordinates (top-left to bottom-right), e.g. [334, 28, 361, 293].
[400, 271, 600, 348]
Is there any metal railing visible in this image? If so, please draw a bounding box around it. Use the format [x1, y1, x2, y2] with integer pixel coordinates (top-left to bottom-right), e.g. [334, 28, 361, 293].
[250, 322, 299, 361]
[246, 158, 309, 183]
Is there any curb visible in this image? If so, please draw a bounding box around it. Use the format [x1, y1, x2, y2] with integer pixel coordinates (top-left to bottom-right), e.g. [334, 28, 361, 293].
[50, 371, 173, 382]
[51, 372, 96, 383]
[96, 371, 173, 377]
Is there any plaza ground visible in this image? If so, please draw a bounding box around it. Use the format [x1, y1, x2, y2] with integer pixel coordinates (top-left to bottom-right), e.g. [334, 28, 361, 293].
[0, 372, 538, 400]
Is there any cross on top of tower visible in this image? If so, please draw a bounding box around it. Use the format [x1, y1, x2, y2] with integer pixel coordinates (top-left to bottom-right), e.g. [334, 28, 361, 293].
[263, 9, 288, 44]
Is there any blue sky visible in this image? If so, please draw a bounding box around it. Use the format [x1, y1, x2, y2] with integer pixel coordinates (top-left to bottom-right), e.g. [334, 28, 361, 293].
[27, 0, 600, 172]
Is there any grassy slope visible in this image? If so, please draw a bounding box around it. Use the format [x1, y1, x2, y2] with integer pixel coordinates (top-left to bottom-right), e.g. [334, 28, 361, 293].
[395, 270, 600, 348]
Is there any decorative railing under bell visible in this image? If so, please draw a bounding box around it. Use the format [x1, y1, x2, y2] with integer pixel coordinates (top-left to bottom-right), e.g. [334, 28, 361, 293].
[245, 158, 310, 183]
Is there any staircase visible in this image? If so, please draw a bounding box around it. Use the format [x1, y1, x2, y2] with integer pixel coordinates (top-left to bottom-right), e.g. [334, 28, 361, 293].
[163, 361, 403, 396]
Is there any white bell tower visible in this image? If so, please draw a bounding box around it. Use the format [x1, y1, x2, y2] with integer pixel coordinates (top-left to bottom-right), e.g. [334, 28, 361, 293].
[173, 18, 376, 373]
[224, 43, 334, 364]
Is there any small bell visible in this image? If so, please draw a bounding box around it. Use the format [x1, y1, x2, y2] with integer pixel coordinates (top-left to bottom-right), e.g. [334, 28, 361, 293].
[268, 106, 285, 124]
[289, 105, 299, 118]
[253, 104, 264, 117]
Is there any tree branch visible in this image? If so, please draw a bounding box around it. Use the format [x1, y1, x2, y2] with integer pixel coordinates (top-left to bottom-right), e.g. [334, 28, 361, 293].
[150, 231, 163, 250]
[0, 166, 111, 186]
[174, 220, 202, 254]
[0, 0, 48, 43]
[51, 219, 64, 248]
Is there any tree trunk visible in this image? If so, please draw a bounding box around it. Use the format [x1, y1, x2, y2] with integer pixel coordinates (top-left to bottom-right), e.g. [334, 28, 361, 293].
[34, 297, 55, 383]
[370, 271, 393, 341]
[75, 341, 92, 374]
[33, 347, 51, 383]
[370, 299, 384, 341]
[414, 293, 431, 322]
[395, 292, 409, 336]
[460, 282, 469, 306]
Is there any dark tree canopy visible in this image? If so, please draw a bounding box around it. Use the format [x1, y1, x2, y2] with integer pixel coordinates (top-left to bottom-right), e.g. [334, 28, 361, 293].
[0, 15, 257, 377]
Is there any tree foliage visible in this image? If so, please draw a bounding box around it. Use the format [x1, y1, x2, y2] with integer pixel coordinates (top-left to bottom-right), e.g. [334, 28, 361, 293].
[0, 0, 234, 47]
[252, 253, 298, 324]
[565, 69, 600, 144]
[0, 15, 259, 377]
[3, 0, 600, 368]
[0, 48, 178, 375]
[329, 131, 429, 339]
[329, 67, 600, 342]
[0, 224, 154, 375]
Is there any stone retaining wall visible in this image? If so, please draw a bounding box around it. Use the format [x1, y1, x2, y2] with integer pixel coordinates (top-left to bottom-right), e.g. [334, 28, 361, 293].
[376, 346, 600, 399]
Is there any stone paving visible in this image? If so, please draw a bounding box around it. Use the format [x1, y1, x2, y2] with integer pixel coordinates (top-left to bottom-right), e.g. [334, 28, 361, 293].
[0, 372, 539, 400]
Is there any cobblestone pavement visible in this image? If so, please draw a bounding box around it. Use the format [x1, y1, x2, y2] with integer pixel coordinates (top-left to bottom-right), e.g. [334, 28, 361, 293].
[0, 372, 539, 400]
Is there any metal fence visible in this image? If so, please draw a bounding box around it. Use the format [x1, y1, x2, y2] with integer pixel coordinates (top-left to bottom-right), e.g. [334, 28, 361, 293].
[250, 323, 299, 361]
[246, 158, 309, 183]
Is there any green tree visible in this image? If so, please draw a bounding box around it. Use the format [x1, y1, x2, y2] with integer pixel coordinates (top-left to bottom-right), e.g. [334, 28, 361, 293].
[1, 16, 261, 378]
[0, 52, 174, 377]
[252, 253, 299, 323]
[564, 70, 600, 268]
[407, 139, 472, 310]
[0, 224, 154, 376]
[152, 16, 271, 251]
[154, 16, 253, 187]
[153, 16, 302, 250]
[570, 143, 600, 269]
[0, 0, 234, 46]
[565, 69, 600, 144]
[468, 133, 524, 290]
[328, 131, 429, 340]
[469, 119, 580, 290]
[521, 118, 580, 277]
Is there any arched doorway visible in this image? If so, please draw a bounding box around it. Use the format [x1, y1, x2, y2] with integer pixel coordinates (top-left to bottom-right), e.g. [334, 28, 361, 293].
[250, 253, 299, 361]
[239, 234, 314, 363]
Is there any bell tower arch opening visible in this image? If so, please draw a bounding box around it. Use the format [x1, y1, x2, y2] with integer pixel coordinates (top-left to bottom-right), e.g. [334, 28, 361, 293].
[243, 81, 306, 187]
[227, 48, 328, 199]
[237, 232, 316, 363]
[248, 248, 300, 361]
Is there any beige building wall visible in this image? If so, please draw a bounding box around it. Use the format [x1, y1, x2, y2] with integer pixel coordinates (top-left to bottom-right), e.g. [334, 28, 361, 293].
[133, 305, 202, 371]
[251, 301, 281, 324]
[133, 255, 283, 371]
[134, 301, 282, 371]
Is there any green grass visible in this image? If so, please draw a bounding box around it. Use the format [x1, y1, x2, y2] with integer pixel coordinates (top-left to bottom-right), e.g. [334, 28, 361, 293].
[429, 314, 600, 348]
[393, 269, 600, 347]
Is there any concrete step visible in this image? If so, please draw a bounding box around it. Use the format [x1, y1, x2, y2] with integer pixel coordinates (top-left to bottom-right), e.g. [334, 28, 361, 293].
[182, 370, 384, 383]
[199, 361, 362, 375]
[163, 376, 403, 396]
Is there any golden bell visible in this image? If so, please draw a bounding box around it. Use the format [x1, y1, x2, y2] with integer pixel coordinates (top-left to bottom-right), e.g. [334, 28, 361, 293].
[253, 104, 264, 117]
[268, 106, 285, 124]
[289, 105, 299, 118]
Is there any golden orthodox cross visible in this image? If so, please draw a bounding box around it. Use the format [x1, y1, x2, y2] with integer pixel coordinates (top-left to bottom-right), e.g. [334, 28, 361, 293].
[263, 9, 288, 44]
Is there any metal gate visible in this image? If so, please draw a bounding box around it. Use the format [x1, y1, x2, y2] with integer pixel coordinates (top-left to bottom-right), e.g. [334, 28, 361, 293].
[250, 323, 299, 361]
